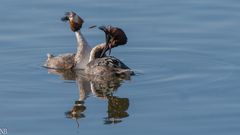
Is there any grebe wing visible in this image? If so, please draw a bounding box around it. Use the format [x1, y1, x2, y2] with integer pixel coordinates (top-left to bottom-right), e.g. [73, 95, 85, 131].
[86, 56, 134, 77]
[89, 56, 131, 69]
[44, 53, 75, 70]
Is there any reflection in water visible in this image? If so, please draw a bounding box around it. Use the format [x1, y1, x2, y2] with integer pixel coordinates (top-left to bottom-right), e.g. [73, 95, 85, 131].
[105, 96, 129, 124]
[47, 69, 76, 80]
[46, 68, 131, 126]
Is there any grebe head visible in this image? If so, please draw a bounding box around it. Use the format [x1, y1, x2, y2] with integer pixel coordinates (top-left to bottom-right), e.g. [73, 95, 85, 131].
[61, 11, 84, 32]
[99, 25, 128, 57]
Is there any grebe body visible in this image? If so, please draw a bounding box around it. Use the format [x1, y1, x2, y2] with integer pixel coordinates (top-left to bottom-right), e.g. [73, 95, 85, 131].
[85, 26, 134, 77]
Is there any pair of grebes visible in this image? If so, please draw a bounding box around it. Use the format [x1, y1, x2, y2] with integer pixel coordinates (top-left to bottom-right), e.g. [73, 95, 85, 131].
[44, 11, 134, 78]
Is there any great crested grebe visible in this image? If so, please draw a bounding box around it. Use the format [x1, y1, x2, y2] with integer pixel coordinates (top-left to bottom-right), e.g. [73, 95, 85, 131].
[44, 11, 92, 70]
[85, 25, 134, 77]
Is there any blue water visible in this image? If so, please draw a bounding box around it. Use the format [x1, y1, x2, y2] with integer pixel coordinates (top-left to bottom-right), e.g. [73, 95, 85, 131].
[1, 0, 240, 134]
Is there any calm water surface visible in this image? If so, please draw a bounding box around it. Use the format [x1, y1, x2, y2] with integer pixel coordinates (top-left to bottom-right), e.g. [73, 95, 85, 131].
[1, 0, 240, 134]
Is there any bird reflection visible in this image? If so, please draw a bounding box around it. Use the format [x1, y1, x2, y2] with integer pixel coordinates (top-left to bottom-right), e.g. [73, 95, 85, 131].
[104, 96, 129, 124]
[46, 68, 131, 126]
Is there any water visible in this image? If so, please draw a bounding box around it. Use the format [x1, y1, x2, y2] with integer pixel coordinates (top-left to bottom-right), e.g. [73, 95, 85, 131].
[1, 0, 240, 134]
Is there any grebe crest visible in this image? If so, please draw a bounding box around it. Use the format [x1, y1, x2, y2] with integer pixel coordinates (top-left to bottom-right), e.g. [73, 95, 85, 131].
[98, 25, 127, 57]
[61, 11, 84, 32]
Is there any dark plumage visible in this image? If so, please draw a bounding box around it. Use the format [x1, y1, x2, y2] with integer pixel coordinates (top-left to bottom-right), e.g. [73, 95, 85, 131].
[61, 11, 84, 32]
[99, 26, 128, 57]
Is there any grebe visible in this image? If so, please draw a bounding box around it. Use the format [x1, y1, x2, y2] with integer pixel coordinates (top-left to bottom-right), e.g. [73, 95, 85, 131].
[85, 26, 134, 77]
[44, 11, 91, 70]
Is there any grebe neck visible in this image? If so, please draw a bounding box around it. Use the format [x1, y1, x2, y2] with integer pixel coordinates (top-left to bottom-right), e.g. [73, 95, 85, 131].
[89, 43, 106, 62]
[74, 31, 92, 69]
[75, 31, 87, 46]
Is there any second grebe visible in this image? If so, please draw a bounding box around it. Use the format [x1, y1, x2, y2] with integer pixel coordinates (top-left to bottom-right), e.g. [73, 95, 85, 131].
[85, 26, 134, 77]
[44, 11, 91, 70]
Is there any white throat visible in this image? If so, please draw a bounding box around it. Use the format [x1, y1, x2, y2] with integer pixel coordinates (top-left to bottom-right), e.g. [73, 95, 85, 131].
[89, 43, 106, 62]
[74, 31, 92, 69]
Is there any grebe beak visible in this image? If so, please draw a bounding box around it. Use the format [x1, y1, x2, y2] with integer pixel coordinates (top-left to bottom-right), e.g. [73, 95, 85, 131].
[61, 16, 69, 21]
[61, 12, 70, 21]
